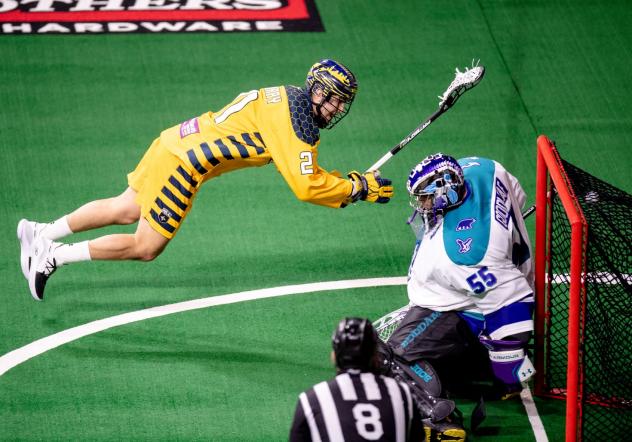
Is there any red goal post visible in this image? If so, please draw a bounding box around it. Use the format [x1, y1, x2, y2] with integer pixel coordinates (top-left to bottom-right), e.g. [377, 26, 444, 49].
[534, 135, 588, 442]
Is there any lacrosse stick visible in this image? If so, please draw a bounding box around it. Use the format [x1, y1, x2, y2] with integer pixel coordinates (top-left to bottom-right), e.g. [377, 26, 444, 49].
[367, 61, 485, 172]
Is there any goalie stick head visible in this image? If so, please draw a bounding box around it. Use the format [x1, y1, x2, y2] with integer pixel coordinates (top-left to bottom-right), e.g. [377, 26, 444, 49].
[407, 153, 467, 235]
[332, 317, 378, 372]
[438, 61, 485, 110]
[306, 59, 358, 129]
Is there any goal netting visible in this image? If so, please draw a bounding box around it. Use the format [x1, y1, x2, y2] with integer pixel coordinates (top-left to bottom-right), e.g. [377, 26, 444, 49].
[534, 136, 632, 441]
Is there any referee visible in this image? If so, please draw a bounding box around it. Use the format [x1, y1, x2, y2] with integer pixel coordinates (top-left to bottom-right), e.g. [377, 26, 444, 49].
[289, 317, 424, 441]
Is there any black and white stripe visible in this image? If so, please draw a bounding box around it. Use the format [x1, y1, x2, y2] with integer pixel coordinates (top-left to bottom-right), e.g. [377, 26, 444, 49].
[290, 371, 420, 442]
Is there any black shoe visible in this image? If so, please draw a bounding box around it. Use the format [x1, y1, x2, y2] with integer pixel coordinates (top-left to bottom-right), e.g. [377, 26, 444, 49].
[28, 236, 59, 301]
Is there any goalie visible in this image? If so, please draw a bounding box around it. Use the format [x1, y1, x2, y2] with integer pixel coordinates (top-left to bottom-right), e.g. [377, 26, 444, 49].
[377, 153, 535, 439]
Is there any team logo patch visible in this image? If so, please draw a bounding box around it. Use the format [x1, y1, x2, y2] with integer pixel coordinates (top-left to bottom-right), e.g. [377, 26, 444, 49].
[158, 207, 173, 223]
[456, 237, 473, 253]
[263, 87, 282, 104]
[456, 218, 476, 231]
[461, 160, 480, 169]
[179, 118, 199, 138]
[0, 0, 324, 35]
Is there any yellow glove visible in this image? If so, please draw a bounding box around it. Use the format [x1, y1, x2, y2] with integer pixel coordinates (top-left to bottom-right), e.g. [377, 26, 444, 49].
[347, 170, 394, 204]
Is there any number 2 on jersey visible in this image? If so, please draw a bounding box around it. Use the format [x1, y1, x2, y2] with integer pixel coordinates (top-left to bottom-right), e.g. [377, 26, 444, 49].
[466, 266, 497, 295]
[299, 151, 314, 174]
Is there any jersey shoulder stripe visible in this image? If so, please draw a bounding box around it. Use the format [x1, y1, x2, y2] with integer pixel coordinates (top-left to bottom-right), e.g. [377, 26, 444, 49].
[443, 158, 495, 265]
[298, 392, 323, 442]
[382, 376, 406, 442]
[285, 85, 320, 146]
[313, 381, 344, 441]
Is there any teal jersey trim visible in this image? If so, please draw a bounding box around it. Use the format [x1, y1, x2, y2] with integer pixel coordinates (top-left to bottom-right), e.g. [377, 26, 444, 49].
[459, 311, 485, 321]
[443, 158, 495, 265]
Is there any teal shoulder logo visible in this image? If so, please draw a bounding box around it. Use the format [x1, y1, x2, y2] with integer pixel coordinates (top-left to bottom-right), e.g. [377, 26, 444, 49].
[444, 158, 495, 265]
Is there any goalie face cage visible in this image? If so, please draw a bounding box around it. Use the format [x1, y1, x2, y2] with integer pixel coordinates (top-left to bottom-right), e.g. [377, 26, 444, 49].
[534, 136, 632, 441]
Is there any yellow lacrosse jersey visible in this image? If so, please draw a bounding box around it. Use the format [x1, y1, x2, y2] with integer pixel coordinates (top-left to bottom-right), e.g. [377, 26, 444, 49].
[159, 85, 353, 208]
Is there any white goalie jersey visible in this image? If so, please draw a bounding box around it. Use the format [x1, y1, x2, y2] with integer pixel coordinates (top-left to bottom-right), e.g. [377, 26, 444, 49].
[407, 157, 534, 339]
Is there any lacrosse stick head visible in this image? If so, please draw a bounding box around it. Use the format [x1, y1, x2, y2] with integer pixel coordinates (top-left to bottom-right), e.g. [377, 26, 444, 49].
[373, 305, 411, 342]
[438, 63, 485, 109]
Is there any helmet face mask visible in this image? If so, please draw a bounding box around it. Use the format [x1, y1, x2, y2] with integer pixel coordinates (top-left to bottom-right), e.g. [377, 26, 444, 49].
[306, 59, 358, 129]
[407, 153, 466, 236]
[311, 89, 352, 129]
[332, 317, 377, 372]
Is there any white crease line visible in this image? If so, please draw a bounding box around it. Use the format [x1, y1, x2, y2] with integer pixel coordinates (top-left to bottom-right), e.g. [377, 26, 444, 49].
[1, 275, 548, 440]
[521, 385, 549, 441]
[0, 277, 406, 377]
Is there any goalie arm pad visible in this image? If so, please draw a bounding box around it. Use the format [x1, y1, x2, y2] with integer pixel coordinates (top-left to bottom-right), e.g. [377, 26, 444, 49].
[347, 170, 394, 204]
[479, 335, 535, 386]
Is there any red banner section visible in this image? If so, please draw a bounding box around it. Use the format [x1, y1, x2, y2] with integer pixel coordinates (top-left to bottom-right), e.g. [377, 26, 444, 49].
[0, 0, 324, 33]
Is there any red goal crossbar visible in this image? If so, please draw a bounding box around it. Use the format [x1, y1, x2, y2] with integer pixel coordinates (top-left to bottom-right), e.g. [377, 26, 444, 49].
[534, 135, 588, 441]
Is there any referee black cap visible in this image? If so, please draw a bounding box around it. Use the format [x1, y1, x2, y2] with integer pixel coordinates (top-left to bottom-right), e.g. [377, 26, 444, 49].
[332, 317, 377, 371]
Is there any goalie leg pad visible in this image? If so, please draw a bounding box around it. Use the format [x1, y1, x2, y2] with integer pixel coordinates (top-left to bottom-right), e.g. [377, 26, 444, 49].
[479, 336, 535, 386]
[382, 353, 455, 422]
[377, 342, 465, 438]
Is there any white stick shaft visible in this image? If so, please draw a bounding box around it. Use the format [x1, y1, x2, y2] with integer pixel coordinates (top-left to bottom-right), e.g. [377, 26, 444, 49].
[366, 65, 485, 174]
[367, 152, 394, 172]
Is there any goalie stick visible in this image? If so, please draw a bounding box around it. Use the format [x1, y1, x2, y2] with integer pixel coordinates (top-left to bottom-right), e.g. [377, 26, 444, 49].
[522, 204, 535, 219]
[367, 61, 485, 172]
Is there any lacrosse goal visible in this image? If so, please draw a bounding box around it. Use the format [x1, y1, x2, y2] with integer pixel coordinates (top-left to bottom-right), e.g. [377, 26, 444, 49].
[534, 135, 632, 441]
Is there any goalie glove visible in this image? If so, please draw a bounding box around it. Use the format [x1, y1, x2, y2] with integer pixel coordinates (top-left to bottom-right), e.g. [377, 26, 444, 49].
[479, 336, 535, 391]
[347, 170, 394, 204]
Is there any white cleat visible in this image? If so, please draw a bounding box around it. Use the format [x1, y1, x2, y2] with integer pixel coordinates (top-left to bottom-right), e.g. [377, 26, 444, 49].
[28, 236, 59, 301]
[17, 219, 38, 280]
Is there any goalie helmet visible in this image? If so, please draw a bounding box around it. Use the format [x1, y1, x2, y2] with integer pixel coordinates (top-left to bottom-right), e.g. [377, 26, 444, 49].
[407, 153, 467, 235]
[332, 317, 377, 371]
[306, 59, 358, 129]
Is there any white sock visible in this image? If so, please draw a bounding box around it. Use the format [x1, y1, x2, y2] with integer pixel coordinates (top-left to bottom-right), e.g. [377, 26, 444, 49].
[39, 216, 73, 241]
[52, 241, 92, 266]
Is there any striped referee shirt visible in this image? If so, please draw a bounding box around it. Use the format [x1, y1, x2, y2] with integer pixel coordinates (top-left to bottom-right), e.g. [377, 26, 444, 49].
[289, 370, 423, 442]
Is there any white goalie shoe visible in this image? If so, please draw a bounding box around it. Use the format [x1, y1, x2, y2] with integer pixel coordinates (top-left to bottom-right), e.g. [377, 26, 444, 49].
[17, 219, 38, 280]
[28, 236, 59, 301]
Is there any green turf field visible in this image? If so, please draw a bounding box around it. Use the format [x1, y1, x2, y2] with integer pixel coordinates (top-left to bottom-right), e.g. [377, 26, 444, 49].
[1, 0, 631, 440]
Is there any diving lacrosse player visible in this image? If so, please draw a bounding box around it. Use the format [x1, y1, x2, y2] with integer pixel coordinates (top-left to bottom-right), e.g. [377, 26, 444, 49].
[289, 317, 424, 442]
[18, 59, 394, 301]
[375, 153, 535, 440]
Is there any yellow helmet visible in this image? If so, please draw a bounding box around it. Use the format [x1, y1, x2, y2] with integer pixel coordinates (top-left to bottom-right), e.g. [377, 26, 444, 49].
[306, 59, 358, 128]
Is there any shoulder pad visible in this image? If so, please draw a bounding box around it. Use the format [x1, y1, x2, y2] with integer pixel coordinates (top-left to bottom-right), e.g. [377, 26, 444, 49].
[444, 158, 496, 265]
[285, 85, 320, 146]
